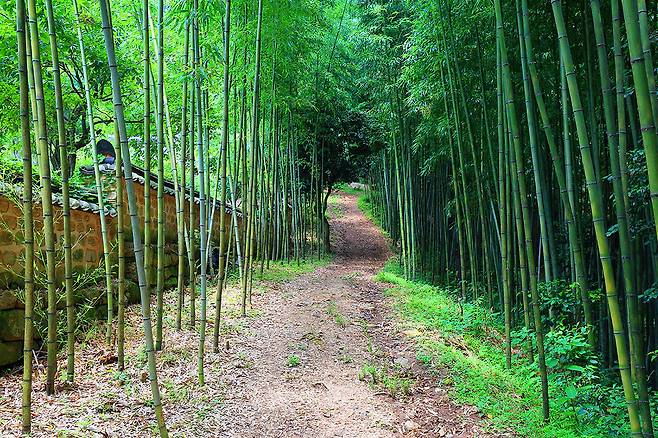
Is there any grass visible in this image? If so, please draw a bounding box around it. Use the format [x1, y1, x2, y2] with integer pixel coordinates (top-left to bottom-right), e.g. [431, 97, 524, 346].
[287, 354, 301, 367]
[334, 181, 365, 196]
[358, 361, 413, 398]
[255, 255, 333, 284]
[374, 261, 630, 437]
[325, 300, 349, 327]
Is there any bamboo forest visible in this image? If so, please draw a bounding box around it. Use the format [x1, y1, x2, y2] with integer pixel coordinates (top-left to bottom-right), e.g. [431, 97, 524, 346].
[1, 0, 658, 436]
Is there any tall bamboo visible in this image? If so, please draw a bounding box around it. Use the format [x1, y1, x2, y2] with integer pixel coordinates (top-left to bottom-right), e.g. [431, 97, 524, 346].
[589, 1, 653, 433]
[17, 0, 34, 430]
[115, 126, 126, 370]
[520, 0, 594, 347]
[26, 0, 58, 396]
[74, 0, 115, 348]
[44, 0, 75, 378]
[192, 0, 208, 385]
[550, 0, 641, 432]
[213, 0, 231, 353]
[621, 0, 658, 247]
[155, 0, 165, 352]
[495, 0, 549, 419]
[176, 17, 190, 331]
[98, 0, 168, 433]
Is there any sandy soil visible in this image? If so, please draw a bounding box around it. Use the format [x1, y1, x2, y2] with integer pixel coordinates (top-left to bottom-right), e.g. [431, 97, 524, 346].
[0, 191, 498, 437]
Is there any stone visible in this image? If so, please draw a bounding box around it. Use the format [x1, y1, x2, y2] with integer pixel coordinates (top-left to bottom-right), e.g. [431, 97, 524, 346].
[0, 290, 21, 310]
[394, 356, 411, 370]
[0, 340, 22, 367]
[0, 309, 25, 341]
[124, 280, 140, 304]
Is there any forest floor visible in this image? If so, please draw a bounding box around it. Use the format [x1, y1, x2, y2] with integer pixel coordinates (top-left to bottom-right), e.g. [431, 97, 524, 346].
[0, 191, 498, 437]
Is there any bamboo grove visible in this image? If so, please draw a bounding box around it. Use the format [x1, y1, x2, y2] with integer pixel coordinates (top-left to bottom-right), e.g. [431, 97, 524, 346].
[362, 0, 658, 434]
[9, 0, 362, 434]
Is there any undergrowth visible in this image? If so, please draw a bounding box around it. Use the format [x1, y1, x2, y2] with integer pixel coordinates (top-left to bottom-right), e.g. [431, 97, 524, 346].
[254, 255, 333, 284]
[376, 261, 634, 437]
[334, 181, 364, 196]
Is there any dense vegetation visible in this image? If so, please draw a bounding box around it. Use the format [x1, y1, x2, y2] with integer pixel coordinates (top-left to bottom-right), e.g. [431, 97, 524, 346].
[4, 0, 658, 435]
[362, 0, 658, 436]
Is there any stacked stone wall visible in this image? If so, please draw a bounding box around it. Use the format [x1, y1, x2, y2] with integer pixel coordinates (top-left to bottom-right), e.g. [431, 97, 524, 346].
[0, 178, 239, 367]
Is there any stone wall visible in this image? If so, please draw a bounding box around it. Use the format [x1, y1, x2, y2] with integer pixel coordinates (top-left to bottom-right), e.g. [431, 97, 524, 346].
[0, 176, 239, 367]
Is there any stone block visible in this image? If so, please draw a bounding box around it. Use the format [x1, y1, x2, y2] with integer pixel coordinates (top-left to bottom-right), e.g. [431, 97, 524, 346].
[0, 290, 22, 310]
[0, 309, 25, 341]
[0, 340, 22, 367]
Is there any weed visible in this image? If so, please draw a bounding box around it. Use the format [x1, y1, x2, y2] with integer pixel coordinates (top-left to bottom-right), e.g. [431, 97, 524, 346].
[162, 378, 190, 403]
[376, 262, 633, 437]
[358, 361, 412, 397]
[234, 351, 255, 369]
[339, 353, 353, 364]
[325, 301, 349, 327]
[287, 354, 301, 367]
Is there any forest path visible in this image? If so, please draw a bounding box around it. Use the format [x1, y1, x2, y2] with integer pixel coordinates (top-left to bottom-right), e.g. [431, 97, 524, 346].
[0, 191, 495, 437]
[217, 191, 493, 437]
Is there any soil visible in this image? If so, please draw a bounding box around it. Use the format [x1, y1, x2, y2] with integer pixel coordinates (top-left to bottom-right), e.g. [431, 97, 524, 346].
[0, 191, 502, 437]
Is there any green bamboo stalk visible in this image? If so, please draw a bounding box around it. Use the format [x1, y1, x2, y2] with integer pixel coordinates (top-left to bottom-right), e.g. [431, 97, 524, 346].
[496, 0, 549, 420]
[74, 0, 114, 349]
[213, 0, 231, 353]
[590, 0, 653, 433]
[176, 17, 190, 331]
[26, 0, 58, 396]
[143, 0, 152, 296]
[44, 0, 75, 378]
[189, 77, 196, 328]
[495, 41, 512, 368]
[550, 0, 641, 432]
[621, 0, 658, 247]
[192, 0, 208, 386]
[515, 0, 552, 283]
[242, 0, 264, 316]
[17, 0, 34, 430]
[521, 0, 594, 347]
[441, 66, 467, 302]
[115, 126, 126, 371]
[155, 0, 165, 352]
[98, 0, 167, 433]
[611, 0, 629, 207]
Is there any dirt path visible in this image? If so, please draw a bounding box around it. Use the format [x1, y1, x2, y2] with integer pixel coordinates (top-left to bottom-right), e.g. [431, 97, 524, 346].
[0, 191, 495, 437]
[216, 192, 493, 437]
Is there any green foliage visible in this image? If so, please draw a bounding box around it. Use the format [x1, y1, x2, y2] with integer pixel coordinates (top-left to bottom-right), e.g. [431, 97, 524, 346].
[255, 255, 333, 284]
[325, 300, 349, 327]
[376, 261, 638, 437]
[286, 354, 301, 368]
[358, 361, 413, 398]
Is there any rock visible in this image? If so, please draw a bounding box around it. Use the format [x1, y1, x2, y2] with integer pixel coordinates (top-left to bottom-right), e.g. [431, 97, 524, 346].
[0, 290, 21, 310]
[394, 356, 411, 370]
[124, 280, 140, 304]
[404, 420, 419, 431]
[0, 340, 22, 367]
[0, 309, 24, 341]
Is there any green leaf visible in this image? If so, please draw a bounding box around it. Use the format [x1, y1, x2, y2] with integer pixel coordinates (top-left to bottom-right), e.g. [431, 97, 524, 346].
[565, 384, 578, 399]
[564, 364, 585, 373]
[546, 357, 559, 368]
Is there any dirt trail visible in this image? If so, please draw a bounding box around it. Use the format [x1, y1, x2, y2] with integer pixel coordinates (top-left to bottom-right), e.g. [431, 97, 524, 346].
[217, 192, 493, 437]
[0, 191, 496, 437]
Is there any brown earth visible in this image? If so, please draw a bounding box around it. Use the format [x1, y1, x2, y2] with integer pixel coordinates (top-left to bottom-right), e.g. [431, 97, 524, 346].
[0, 191, 500, 437]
